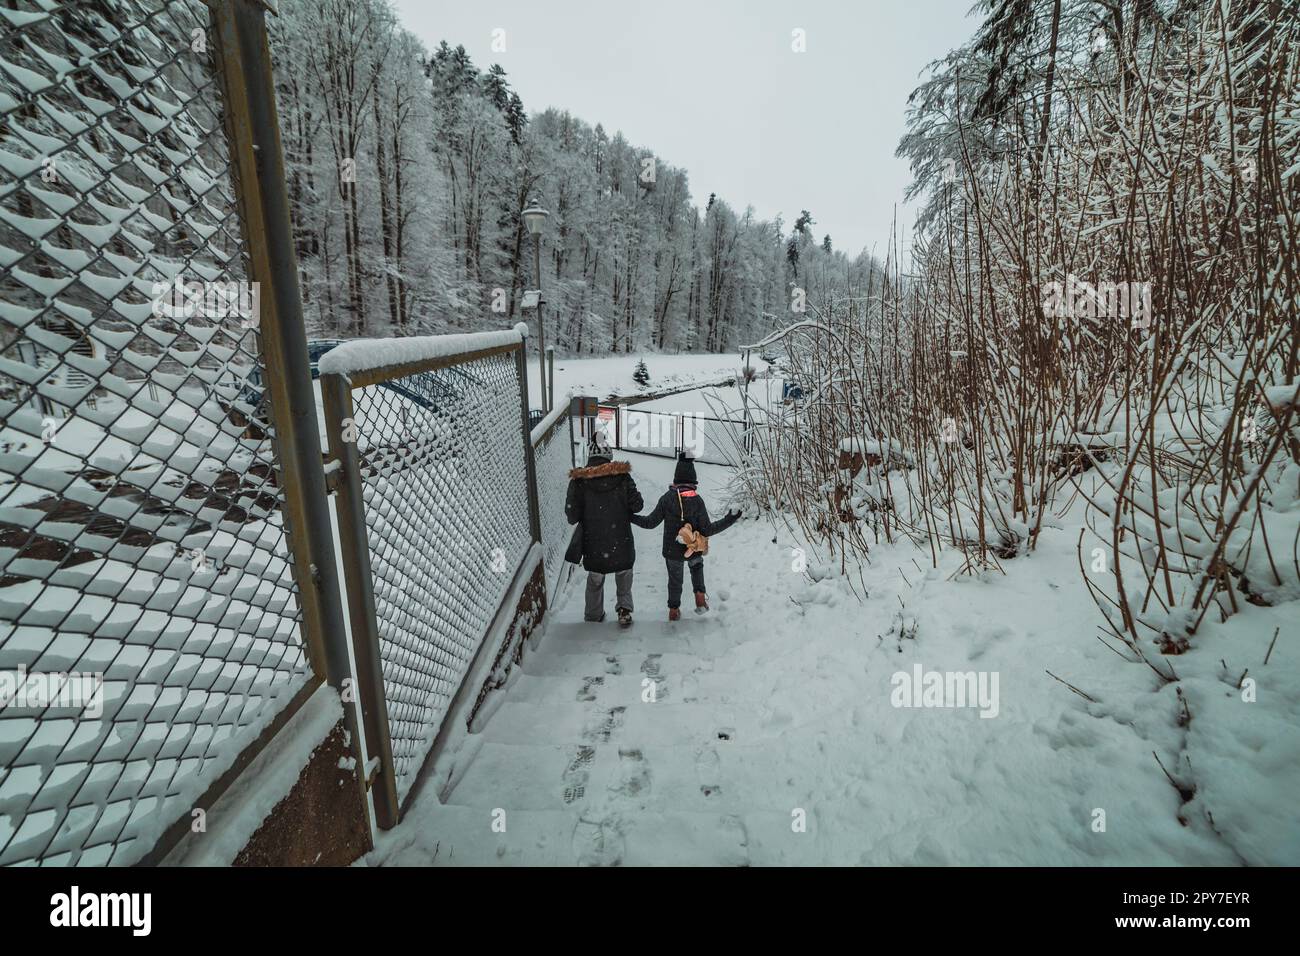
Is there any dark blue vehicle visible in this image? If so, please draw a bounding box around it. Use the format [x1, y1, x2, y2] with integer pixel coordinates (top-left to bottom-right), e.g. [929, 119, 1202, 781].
[231, 338, 344, 408]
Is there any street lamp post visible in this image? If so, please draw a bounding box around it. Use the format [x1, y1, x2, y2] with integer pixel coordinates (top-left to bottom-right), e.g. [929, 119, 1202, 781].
[522, 199, 550, 412]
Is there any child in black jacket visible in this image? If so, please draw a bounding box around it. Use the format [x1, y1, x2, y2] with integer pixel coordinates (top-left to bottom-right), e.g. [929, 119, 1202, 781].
[631, 453, 741, 620]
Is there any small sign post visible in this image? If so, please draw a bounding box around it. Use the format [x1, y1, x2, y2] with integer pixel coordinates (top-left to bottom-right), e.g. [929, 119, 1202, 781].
[569, 395, 598, 467]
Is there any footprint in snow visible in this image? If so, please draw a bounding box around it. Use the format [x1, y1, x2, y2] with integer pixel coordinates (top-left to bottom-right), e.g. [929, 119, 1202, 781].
[611, 747, 652, 798]
[577, 675, 604, 702]
[582, 705, 626, 743]
[696, 745, 722, 798]
[562, 745, 595, 805]
[572, 816, 626, 867]
[640, 653, 662, 678]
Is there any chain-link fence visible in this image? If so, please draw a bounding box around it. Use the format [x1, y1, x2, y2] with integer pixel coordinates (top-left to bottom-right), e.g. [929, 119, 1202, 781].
[320, 331, 540, 823]
[0, 0, 334, 866]
[0, 0, 612, 865]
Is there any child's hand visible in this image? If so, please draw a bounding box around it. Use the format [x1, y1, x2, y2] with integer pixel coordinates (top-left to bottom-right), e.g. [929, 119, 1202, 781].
[727, 507, 742, 519]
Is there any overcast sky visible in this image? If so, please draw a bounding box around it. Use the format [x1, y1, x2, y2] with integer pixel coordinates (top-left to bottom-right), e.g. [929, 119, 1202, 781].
[391, 0, 978, 260]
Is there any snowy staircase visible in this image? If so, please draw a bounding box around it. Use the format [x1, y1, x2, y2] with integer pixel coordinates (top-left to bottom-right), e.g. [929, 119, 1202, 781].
[429, 574, 821, 866]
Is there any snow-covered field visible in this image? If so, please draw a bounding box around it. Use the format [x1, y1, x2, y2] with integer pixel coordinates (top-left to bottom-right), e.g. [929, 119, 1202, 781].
[366, 447, 1299, 866]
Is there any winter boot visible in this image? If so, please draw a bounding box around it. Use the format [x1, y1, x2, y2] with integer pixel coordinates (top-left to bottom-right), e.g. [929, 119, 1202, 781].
[617, 607, 632, 628]
[694, 591, 709, 615]
[668, 607, 681, 622]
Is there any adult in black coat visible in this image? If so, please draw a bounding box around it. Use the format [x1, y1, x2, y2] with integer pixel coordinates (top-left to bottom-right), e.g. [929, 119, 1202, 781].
[566, 435, 643, 623]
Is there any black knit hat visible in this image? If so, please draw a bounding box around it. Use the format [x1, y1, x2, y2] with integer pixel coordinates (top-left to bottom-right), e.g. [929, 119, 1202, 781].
[673, 452, 697, 485]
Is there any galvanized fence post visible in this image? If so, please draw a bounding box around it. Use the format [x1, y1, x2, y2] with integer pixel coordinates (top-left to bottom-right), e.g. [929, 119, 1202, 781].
[568, 405, 577, 468]
[209, 0, 370, 830]
[546, 345, 556, 413]
[518, 342, 544, 544]
[320, 374, 401, 830]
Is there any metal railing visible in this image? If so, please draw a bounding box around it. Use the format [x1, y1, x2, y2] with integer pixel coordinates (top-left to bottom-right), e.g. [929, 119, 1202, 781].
[0, 0, 358, 866]
[320, 329, 544, 827]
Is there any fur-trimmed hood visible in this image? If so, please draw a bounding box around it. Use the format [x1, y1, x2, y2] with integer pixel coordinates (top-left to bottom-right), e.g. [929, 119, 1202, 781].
[569, 460, 631, 480]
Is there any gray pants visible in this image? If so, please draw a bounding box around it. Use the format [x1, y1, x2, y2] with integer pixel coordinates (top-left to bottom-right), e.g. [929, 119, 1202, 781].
[585, 569, 633, 621]
[666, 554, 705, 609]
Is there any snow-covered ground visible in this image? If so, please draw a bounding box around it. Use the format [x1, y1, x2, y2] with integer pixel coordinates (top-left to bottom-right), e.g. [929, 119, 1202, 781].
[365, 448, 1299, 866]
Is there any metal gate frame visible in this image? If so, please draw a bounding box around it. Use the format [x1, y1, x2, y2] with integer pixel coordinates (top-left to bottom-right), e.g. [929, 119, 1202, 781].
[321, 339, 543, 828]
[595, 403, 750, 467]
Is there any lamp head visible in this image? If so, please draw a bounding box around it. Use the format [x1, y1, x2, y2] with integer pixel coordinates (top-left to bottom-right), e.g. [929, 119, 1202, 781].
[522, 200, 549, 236]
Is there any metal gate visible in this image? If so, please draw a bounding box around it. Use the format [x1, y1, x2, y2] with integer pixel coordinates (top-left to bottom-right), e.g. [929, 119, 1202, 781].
[595, 404, 749, 466]
[318, 329, 543, 826]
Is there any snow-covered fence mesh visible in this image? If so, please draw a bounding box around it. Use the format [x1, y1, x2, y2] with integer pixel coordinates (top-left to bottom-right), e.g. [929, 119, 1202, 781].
[0, 0, 320, 865]
[319, 328, 540, 821]
[532, 404, 576, 602]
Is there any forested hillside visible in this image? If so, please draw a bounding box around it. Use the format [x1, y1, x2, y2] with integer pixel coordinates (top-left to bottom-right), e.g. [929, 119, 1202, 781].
[268, 0, 877, 352]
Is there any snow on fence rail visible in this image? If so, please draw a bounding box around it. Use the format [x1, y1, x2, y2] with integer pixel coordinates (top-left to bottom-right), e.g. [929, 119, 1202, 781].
[319, 329, 548, 824]
[0, 0, 317, 865]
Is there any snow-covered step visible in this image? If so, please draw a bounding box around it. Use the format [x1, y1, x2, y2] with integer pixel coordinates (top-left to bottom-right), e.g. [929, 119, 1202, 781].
[503, 668, 740, 708]
[609, 807, 853, 866]
[477, 699, 744, 748]
[441, 741, 592, 811]
[536, 621, 735, 658]
[520, 649, 713, 679]
[445, 739, 820, 815]
[379, 800, 817, 866]
[377, 806, 580, 866]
